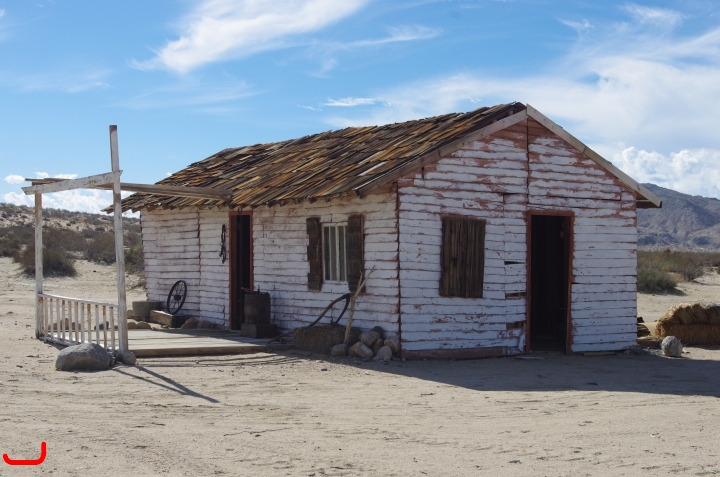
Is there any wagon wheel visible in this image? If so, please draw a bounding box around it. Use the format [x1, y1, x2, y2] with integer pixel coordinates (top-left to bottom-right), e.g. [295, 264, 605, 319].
[167, 280, 187, 315]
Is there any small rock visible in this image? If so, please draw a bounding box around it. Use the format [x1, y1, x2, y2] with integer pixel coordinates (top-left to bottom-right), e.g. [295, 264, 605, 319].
[360, 330, 380, 347]
[197, 320, 213, 329]
[371, 337, 384, 356]
[55, 343, 111, 371]
[370, 326, 385, 340]
[116, 350, 137, 365]
[373, 346, 392, 361]
[349, 342, 373, 359]
[180, 317, 199, 329]
[136, 321, 152, 330]
[330, 344, 348, 357]
[661, 336, 683, 357]
[384, 336, 400, 354]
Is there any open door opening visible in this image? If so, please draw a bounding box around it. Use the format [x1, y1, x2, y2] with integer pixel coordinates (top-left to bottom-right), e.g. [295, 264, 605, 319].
[230, 213, 252, 330]
[528, 214, 571, 353]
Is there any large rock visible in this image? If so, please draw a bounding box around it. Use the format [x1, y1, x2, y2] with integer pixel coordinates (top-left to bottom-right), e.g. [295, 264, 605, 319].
[384, 336, 400, 354]
[136, 321, 152, 330]
[360, 330, 380, 347]
[116, 350, 137, 365]
[126, 321, 138, 330]
[349, 342, 373, 359]
[661, 336, 683, 357]
[373, 346, 392, 361]
[330, 344, 348, 357]
[371, 338, 384, 356]
[180, 317, 199, 329]
[370, 326, 385, 340]
[55, 343, 112, 371]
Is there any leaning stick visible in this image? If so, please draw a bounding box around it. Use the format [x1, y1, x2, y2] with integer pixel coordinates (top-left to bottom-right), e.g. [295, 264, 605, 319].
[344, 268, 374, 345]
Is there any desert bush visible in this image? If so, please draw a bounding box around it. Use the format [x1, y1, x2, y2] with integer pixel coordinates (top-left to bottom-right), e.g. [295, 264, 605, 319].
[637, 264, 677, 292]
[13, 242, 77, 277]
[85, 232, 116, 264]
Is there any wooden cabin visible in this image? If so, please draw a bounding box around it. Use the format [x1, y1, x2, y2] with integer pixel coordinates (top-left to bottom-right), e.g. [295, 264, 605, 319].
[120, 102, 661, 358]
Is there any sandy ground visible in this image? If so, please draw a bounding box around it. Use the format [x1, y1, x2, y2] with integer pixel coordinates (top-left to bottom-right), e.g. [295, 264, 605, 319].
[0, 257, 719, 476]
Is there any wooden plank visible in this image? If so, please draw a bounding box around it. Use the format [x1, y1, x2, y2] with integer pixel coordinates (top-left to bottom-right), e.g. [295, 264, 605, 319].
[34, 193, 42, 337]
[23, 171, 121, 195]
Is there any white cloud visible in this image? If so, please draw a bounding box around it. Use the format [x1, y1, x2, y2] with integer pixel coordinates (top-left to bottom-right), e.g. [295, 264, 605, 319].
[135, 0, 370, 73]
[613, 147, 720, 199]
[3, 189, 135, 215]
[560, 18, 593, 33]
[343, 25, 441, 48]
[116, 77, 256, 110]
[623, 4, 684, 28]
[0, 68, 111, 93]
[323, 97, 375, 107]
[0, 9, 5, 18]
[4, 174, 24, 184]
[322, 12, 720, 198]
[35, 172, 50, 179]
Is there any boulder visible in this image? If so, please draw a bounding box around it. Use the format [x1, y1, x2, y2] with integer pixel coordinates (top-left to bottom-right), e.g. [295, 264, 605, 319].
[330, 344, 348, 357]
[370, 326, 385, 340]
[371, 338, 384, 356]
[126, 321, 138, 330]
[349, 342, 373, 359]
[360, 330, 380, 347]
[373, 346, 393, 361]
[384, 336, 400, 354]
[197, 320, 213, 329]
[136, 321, 152, 330]
[181, 317, 199, 329]
[55, 343, 112, 371]
[661, 336, 683, 357]
[116, 350, 137, 365]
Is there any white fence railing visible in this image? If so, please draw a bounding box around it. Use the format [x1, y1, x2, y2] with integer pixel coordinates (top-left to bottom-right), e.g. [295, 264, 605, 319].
[38, 293, 119, 351]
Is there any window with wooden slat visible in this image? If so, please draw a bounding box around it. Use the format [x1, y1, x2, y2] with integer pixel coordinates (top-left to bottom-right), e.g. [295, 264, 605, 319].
[440, 216, 486, 298]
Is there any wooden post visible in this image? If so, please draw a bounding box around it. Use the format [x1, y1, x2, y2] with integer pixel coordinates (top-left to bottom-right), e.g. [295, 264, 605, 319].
[110, 125, 128, 354]
[34, 193, 43, 338]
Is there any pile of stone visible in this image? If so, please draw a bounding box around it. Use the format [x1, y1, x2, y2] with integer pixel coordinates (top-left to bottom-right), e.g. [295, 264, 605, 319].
[330, 326, 399, 361]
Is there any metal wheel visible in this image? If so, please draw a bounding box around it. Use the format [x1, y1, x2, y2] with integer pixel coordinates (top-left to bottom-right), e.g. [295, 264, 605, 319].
[167, 280, 187, 314]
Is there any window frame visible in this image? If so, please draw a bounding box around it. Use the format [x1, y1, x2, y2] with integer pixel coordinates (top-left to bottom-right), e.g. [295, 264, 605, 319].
[322, 222, 348, 283]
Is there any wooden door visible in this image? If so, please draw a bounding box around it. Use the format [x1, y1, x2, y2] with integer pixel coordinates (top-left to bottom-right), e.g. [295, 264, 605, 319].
[229, 213, 253, 330]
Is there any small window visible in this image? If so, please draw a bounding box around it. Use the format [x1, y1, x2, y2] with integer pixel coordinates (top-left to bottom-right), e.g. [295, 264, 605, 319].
[323, 224, 348, 282]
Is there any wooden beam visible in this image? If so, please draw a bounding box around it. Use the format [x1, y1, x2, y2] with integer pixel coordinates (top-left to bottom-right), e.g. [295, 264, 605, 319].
[22, 171, 121, 195]
[525, 104, 662, 208]
[26, 177, 231, 201]
[110, 125, 129, 354]
[34, 193, 43, 338]
[356, 109, 528, 198]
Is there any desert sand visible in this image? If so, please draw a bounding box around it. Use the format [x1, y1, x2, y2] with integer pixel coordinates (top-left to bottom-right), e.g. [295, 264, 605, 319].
[0, 256, 719, 476]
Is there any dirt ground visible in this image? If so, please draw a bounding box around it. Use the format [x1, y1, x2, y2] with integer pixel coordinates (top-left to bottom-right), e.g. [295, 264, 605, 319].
[0, 257, 719, 476]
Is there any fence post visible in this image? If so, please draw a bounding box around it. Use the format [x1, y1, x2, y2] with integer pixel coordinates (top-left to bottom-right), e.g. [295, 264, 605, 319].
[34, 193, 43, 338]
[110, 125, 128, 354]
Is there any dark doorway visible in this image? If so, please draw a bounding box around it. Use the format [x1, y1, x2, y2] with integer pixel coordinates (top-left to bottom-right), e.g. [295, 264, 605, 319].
[230, 213, 252, 330]
[528, 214, 571, 353]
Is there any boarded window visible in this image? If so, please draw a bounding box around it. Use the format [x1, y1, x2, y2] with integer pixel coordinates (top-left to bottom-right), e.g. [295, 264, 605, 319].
[346, 214, 364, 293]
[323, 223, 348, 282]
[306, 217, 323, 291]
[440, 216, 486, 298]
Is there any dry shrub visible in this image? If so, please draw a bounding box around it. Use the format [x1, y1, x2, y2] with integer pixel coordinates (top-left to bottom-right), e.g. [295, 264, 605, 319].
[638, 250, 720, 283]
[13, 242, 77, 277]
[637, 265, 677, 292]
[656, 302, 720, 345]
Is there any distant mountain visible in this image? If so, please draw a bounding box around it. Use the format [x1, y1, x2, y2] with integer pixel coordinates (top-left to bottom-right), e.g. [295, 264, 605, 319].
[638, 184, 720, 251]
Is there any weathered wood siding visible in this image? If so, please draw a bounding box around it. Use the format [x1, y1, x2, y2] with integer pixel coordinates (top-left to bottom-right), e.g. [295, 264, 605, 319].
[527, 118, 637, 352]
[253, 192, 400, 334]
[141, 208, 230, 327]
[397, 119, 637, 354]
[397, 121, 529, 356]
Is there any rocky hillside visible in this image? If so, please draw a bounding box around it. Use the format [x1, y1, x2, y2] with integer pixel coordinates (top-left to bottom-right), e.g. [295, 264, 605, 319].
[638, 184, 720, 251]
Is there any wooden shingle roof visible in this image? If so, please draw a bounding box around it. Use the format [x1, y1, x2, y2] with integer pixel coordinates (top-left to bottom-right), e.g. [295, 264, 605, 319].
[120, 102, 525, 212]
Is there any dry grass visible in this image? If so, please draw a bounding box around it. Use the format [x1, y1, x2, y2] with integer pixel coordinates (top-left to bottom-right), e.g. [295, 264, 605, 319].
[637, 250, 720, 292]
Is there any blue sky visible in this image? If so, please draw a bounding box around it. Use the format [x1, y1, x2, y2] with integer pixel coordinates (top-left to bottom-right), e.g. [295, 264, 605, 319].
[1, 0, 720, 213]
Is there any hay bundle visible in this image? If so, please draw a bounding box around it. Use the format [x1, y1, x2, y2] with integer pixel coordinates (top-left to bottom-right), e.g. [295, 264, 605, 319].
[656, 302, 720, 345]
[293, 325, 361, 355]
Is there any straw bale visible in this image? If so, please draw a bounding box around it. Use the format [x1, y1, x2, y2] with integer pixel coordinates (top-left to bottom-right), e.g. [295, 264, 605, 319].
[293, 325, 361, 355]
[656, 302, 720, 345]
[654, 324, 720, 346]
